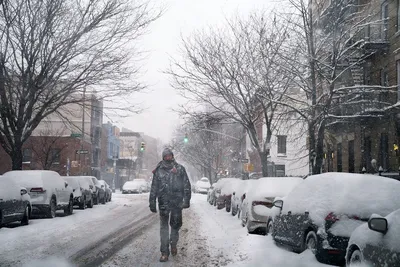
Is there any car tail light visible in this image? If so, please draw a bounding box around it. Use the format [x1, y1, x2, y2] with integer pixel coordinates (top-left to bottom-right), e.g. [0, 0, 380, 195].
[325, 212, 339, 222]
[252, 201, 273, 208]
[351, 215, 360, 220]
[30, 187, 46, 193]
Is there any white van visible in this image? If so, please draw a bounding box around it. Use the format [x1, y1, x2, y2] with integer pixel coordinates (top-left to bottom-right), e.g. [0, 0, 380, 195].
[2, 170, 74, 218]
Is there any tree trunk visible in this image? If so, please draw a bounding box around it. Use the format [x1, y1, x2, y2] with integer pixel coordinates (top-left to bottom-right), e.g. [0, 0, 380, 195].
[11, 145, 23, 170]
[259, 150, 269, 177]
[312, 122, 326, 174]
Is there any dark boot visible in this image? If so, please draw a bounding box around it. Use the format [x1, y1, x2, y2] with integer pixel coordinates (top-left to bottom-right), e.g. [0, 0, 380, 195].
[160, 254, 169, 262]
[171, 246, 177, 256]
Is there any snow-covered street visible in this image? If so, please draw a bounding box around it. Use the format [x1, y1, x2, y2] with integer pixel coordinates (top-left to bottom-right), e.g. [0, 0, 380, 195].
[0, 192, 339, 267]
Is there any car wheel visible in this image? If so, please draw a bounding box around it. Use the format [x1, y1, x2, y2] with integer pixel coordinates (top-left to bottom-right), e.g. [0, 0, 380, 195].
[0, 211, 3, 228]
[267, 220, 273, 235]
[88, 197, 94, 208]
[21, 206, 29, 226]
[306, 231, 318, 255]
[348, 247, 362, 265]
[47, 198, 57, 218]
[226, 203, 231, 213]
[79, 196, 86, 210]
[64, 197, 73, 215]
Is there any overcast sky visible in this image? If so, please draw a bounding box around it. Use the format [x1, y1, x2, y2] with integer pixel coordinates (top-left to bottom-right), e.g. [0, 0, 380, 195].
[115, 0, 271, 143]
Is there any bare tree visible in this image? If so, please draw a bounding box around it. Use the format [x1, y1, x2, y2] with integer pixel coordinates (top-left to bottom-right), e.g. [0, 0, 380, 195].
[27, 128, 68, 171]
[167, 13, 294, 176]
[0, 0, 161, 170]
[276, 0, 397, 174]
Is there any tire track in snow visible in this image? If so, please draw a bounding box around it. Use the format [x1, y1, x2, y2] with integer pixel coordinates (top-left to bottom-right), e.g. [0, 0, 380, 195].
[70, 212, 157, 267]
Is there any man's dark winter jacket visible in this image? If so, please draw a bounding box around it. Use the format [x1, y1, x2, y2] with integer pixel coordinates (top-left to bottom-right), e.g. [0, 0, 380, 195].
[149, 161, 191, 211]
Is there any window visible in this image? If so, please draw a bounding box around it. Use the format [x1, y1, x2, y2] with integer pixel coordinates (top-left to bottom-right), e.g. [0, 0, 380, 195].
[398, 0, 400, 32]
[397, 61, 400, 101]
[381, 68, 389, 87]
[277, 135, 287, 154]
[380, 133, 389, 171]
[275, 165, 285, 177]
[51, 149, 61, 164]
[363, 136, 372, 172]
[382, 2, 389, 40]
[23, 149, 32, 163]
[337, 143, 342, 172]
[348, 140, 355, 173]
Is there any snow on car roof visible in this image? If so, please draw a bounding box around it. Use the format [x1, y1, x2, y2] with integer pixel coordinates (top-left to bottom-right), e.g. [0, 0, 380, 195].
[247, 177, 303, 202]
[62, 177, 80, 188]
[2, 170, 62, 188]
[220, 179, 245, 195]
[348, 209, 400, 252]
[200, 177, 209, 182]
[282, 173, 400, 225]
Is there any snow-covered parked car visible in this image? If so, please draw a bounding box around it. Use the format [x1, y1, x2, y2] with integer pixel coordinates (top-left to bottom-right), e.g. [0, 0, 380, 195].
[214, 178, 241, 210]
[231, 179, 257, 217]
[90, 176, 106, 204]
[62, 176, 92, 209]
[272, 173, 400, 265]
[240, 177, 302, 234]
[346, 209, 400, 267]
[0, 175, 31, 227]
[79, 176, 98, 205]
[195, 177, 211, 194]
[122, 180, 147, 194]
[70, 176, 94, 208]
[2, 170, 74, 218]
[104, 181, 113, 202]
[99, 180, 112, 202]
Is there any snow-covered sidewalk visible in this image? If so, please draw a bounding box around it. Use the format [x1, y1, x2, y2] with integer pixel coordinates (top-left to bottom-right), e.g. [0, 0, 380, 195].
[191, 194, 332, 267]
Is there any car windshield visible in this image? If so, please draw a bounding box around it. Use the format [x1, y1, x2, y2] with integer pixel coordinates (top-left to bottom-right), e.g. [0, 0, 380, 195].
[1, 0, 400, 266]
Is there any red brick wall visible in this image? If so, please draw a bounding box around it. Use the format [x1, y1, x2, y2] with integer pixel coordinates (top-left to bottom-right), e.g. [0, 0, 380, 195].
[0, 136, 92, 175]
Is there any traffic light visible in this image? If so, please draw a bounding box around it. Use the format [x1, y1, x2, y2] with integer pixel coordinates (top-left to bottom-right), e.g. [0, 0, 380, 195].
[140, 142, 145, 151]
[184, 134, 188, 143]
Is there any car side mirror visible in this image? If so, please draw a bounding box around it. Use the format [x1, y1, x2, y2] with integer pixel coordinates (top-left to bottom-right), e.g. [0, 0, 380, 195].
[89, 185, 93, 189]
[20, 188, 28, 196]
[232, 192, 235, 196]
[368, 217, 388, 234]
[64, 181, 68, 188]
[73, 189, 76, 192]
[273, 200, 284, 209]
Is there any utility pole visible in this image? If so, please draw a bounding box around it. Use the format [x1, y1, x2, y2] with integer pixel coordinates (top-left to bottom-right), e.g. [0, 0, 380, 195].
[80, 87, 86, 175]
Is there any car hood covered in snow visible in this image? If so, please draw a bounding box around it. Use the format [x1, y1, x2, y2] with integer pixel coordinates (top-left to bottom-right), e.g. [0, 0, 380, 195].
[123, 181, 145, 190]
[282, 173, 400, 225]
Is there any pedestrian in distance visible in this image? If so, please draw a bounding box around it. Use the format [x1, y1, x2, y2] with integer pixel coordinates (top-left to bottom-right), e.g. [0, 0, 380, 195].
[149, 148, 191, 262]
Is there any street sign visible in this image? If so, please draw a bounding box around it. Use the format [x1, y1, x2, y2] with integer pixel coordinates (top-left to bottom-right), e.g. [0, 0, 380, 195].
[238, 158, 249, 163]
[76, 150, 89, 154]
[71, 133, 82, 138]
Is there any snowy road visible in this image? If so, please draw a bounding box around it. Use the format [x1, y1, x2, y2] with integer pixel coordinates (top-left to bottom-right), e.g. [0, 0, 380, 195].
[1, 193, 338, 267]
[0, 193, 157, 267]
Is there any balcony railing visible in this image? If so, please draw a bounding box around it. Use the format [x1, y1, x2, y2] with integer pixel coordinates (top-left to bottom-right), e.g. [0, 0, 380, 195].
[330, 85, 396, 118]
[353, 21, 389, 51]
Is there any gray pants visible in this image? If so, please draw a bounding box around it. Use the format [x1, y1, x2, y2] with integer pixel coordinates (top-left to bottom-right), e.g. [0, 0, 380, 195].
[160, 208, 183, 255]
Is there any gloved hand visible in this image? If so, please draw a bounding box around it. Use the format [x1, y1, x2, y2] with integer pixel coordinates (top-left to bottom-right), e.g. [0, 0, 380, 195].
[182, 201, 190, 209]
[149, 203, 157, 213]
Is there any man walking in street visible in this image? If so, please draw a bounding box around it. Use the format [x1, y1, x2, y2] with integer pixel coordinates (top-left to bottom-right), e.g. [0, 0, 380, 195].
[149, 148, 191, 262]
